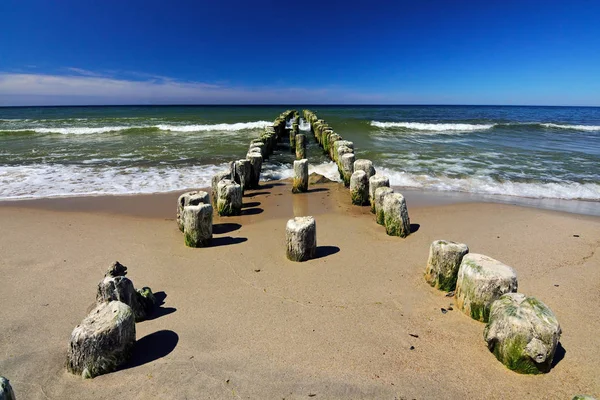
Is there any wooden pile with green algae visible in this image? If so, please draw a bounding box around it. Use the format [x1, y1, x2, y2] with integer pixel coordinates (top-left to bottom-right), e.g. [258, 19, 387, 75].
[216, 179, 242, 216]
[484, 293, 562, 374]
[67, 301, 136, 379]
[368, 175, 390, 213]
[211, 170, 231, 204]
[292, 159, 308, 194]
[354, 159, 376, 179]
[572, 396, 597, 400]
[455, 253, 518, 322]
[176, 191, 210, 232]
[425, 240, 470, 291]
[374, 187, 394, 225]
[350, 170, 369, 206]
[0, 376, 16, 400]
[295, 133, 306, 160]
[286, 216, 317, 262]
[183, 203, 213, 247]
[383, 192, 411, 237]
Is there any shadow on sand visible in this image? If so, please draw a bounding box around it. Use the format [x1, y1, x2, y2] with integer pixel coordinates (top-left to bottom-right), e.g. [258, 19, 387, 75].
[314, 245, 341, 259]
[212, 223, 242, 234]
[119, 330, 179, 371]
[211, 236, 248, 247]
[410, 224, 420, 233]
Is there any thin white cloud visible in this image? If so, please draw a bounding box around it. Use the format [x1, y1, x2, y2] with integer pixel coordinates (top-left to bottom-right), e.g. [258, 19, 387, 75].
[0, 71, 387, 106]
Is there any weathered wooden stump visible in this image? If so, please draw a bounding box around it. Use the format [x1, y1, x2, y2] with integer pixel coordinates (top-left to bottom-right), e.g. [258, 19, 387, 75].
[295, 134, 306, 159]
[383, 193, 411, 237]
[424, 240, 469, 291]
[350, 170, 369, 206]
[249, 141, 266, 158]
[292, 159, 309, 194]
[289, 130, 296, 153]
[217, 179, 242, 216]
[340, 153, 355, 187]
[455, 253, 518, 322]
[211, 171, 231, 204]
[335, 145, 354, 165]
[246, 153, 263, 188]
[354, 159, 376, 179]
[368, 175, 390, 213]
[286, 216, 317, 262]
[183, 203, 213, 247]
[484, 293, 561, 374]
[0, 377, 15, 400]
[177, 191, 210, 232]
[67, 301, 136, 379]
[234, 159, 252, 193]
[374, 187, 394, 225]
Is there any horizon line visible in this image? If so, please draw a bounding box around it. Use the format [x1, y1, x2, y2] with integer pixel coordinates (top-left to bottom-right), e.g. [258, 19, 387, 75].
[1, 103, 599, 108]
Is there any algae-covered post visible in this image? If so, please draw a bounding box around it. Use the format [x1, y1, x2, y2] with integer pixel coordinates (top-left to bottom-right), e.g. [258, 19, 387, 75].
[217, 179, 242, 216]
[0, 377, 15, 400]
[296, 133, 306, 160]
[424, 240, 469, 291]
[246, 153, 263, 188]
[354, 159, 376, 179]
[286, 216, 317, 262]
[374, 187, 394, 225]
[484, 293, 561, 374]
[350, 170, 369, 206]
[234, 159, 252, 193]
[67, 301, 136, 379]
[368, 175, 390, 213]
[177, 191, 210, 232]
[292, 159, 309, 193]
[183, 203, 213, 247]
[340, 153, 355, 186]
[455, 253, 518, 322]
[383, 192, 411, 237]
[211, 171, 231, 204]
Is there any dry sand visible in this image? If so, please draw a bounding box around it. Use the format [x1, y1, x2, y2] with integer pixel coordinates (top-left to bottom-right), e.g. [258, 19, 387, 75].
[0, 181, 599, 399]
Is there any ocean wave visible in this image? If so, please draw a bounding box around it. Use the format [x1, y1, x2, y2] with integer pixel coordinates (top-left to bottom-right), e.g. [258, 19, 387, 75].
[376, 167, 600, 201]
[0, 120, 273, 135]
[371, 121, 496, 131]
[540, 123, 600, 132]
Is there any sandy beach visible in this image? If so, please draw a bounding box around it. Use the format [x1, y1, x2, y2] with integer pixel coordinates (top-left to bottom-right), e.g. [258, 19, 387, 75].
[0, 180, 599, 399]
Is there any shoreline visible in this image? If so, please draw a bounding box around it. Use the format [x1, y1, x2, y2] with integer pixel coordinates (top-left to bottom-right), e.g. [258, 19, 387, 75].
[1, 180, 599, 219]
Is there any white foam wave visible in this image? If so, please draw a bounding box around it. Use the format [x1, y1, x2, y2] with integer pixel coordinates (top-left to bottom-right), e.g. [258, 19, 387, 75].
[375, 167, 600, 201]
[371, 121, 495, 131]
[541, 123, 600, 132]
[155, 121, 272, 132]
[0, 120, 273, 135]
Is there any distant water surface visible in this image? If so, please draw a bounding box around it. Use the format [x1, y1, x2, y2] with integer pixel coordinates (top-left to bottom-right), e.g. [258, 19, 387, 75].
[0, 105, 598, 210]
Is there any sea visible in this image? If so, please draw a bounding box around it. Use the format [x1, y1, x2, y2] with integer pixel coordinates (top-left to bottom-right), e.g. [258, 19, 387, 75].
[1, 105, 599, 214]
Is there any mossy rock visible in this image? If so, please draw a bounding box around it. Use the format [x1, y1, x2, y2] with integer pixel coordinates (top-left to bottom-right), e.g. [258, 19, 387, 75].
[67, 301, 136, 379]
[425, 240, 469, 291]
[455, 253, 517, 322]
[484, 293, 561, 374]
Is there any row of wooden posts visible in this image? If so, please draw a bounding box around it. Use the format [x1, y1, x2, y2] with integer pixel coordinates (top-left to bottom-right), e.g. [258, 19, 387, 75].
[177, 110, 297, 247]
[300, 109, 412, 238]
[425, 240, 563, 375]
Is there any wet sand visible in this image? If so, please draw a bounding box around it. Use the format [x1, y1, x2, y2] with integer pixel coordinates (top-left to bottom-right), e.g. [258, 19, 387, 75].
[0, 180, 599, 399]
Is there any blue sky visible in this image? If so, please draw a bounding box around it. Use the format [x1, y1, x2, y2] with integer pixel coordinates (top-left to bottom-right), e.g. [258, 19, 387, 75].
[0, 0, 599, 106]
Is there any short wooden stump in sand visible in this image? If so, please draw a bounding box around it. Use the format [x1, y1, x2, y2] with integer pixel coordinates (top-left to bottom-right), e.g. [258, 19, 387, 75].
[374, 187, 394, 225]
[292, 159, 308, 193]
[246, 153, 263, 188]
[383, 192, 411, 237]
[67, 301, 136, 379]
[211, 171, 231, 204]
[234, 159, 252, 193]
[424, 240, 469, 291]
[177, 190, 210, 231]
[368, 175, 389, 213]
[455, 253, 518, 322]
[286, 216, 316, 262]
[217, 179, 242, 216]
[0, 377, 15, 400]
[484, 293, 561, 374]
[354, 159, 376, 179]
[339, 153, 355, 187]
[183, 203, 213, 247]
[350, 170, 369, 206]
